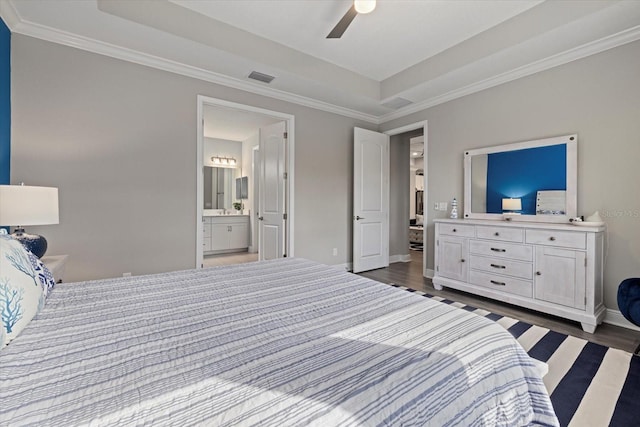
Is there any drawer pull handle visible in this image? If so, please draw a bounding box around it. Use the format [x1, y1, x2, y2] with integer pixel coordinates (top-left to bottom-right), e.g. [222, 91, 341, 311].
[452, 228, 457, 232]
[490, 248, 506, 252]
[494, 232, 500, 236]
[490, 263, 506, 269]
[490, 280, 506, 286]
[536, 271, 541, 276]
[549, 236, 556, 241]
[460, 258, 465, 263]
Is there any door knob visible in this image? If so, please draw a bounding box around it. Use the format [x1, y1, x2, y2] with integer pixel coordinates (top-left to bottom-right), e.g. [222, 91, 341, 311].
[258, 216, 264, 221]
[355, 215, 365, 220]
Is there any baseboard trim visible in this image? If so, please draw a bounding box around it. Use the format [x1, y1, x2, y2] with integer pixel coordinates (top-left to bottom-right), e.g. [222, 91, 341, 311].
[390, 254, 412, 264]
[336, 262, 352, 272]
[603, 308, 640, 331]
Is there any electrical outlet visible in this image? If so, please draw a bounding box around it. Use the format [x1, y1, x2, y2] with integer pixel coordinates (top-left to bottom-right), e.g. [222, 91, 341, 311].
[434, 202, 439, 211]
[123, 272, 132, 277]
[439, 202, 448, 211]
[332, 248, 338, 256]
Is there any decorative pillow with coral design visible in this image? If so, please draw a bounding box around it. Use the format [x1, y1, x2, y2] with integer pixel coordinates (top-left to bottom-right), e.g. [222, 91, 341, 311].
[0, 235, 45, 346]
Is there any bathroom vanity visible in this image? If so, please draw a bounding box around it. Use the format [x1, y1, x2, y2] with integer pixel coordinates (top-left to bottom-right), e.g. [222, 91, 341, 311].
[203, 214, 249, 254]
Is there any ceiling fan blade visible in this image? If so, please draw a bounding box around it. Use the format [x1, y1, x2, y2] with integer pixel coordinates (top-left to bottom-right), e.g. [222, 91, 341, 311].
[327, 5, 358, 39]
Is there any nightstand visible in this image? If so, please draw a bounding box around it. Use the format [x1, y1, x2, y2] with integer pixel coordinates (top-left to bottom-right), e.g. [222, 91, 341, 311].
[41, 255, 69, 283]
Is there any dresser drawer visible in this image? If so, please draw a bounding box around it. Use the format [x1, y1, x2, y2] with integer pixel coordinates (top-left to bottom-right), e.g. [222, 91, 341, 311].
[469, 255, 533, 280]
[526, 229, 586, 249]
[475, 226, 523, 243]
[438, 223, 475, 237]
[469, 239, 533, 262]
[469, 270, 533, 298]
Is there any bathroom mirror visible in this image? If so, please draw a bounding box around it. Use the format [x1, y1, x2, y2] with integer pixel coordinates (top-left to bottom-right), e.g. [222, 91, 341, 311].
[464, 134, 577, 223]
[203, 167, 241, 209]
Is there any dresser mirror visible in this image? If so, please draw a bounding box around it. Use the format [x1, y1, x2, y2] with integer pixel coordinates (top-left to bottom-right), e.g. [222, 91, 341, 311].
[463, 134, 577, 223]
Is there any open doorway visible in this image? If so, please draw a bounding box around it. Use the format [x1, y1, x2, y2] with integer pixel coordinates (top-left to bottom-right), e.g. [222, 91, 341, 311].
[196, 96, 295, 268]
[384, 121, 428, 278]
[409, 135, 424, 252]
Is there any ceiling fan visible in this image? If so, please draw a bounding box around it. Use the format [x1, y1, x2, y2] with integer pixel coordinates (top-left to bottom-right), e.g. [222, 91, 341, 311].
[327, 0, 377, 39]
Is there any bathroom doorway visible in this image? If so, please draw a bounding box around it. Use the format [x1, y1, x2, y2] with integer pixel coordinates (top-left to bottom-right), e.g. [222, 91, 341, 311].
[196, 96, 295, 268]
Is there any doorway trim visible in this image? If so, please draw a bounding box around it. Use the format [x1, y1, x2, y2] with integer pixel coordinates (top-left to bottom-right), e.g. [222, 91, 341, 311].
[196, 95, 295, 268]
[382, 120, 430, 278]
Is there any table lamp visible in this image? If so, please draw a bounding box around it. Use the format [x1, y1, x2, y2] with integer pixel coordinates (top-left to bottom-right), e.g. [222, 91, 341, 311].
[0, 184, 59, 258]
[502, 198, 522, 215]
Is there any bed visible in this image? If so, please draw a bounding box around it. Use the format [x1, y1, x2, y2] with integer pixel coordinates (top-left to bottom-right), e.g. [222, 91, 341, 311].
[0, 253, 558, 426]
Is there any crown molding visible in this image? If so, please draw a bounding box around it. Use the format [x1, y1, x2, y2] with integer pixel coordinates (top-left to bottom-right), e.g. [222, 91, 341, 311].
[6, 11, 379, 124]
[4, 0, 640, 127]
[0, 0, 21, 30]
[380, 24, 640, 123]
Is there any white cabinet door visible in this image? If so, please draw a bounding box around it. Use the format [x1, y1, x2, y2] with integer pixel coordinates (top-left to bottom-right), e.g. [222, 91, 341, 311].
[203, 222, 212, 252]
[437, 236, 468, 282]
[229, 224, 249, 250]
[534, 246, 586, 309]
[211, 224, 231, 251]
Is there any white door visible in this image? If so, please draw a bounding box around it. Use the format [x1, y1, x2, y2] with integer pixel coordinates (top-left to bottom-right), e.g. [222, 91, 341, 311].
[353, 127, 389, 273]
[258, 121, 287, 260]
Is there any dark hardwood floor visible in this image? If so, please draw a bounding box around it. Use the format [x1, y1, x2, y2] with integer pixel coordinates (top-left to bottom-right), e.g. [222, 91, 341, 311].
[359, 252, 640, 354]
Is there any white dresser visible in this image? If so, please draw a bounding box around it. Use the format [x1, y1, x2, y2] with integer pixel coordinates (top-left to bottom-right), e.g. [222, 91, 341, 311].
[433, 218, 605, 333]
[203, 215, 249, 254]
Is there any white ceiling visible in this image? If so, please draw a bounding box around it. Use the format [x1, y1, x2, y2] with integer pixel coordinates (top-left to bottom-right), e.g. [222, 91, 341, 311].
[171, 0, 541, 81]
[203, 106, 281, 141]
[3, 0, 640, 123]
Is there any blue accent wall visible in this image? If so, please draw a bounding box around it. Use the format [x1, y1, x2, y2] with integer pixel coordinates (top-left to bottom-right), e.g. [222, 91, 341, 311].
[0, 18, 9, 186]
[486, 144, 567, 214]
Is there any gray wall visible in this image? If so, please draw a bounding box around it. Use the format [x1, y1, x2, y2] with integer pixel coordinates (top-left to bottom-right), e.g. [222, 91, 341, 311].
[381, 39, 640, 311]
[10, 35, 375, 281]
[11, 33, 640, 313]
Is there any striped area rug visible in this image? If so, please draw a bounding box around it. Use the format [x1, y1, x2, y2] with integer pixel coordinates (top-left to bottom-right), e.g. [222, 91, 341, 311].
[390, 284, 640, 427]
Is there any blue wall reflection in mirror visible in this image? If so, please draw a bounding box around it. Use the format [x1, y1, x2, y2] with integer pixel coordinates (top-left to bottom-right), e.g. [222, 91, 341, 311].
[486, 144, 566, 214]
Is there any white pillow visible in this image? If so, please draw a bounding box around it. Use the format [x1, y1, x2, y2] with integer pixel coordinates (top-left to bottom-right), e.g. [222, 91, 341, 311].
[0, 235, 45, 346]
[415, 214, 424, 225]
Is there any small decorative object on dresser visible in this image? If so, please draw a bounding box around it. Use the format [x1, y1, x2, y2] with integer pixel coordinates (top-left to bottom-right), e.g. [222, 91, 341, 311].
[40, 255, 69, 283]
[433, 219, 605, 333]
[450, 198, 458, 219]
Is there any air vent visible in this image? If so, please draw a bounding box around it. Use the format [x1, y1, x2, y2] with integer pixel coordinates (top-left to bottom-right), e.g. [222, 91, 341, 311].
[381, 97, 413, 110]
[248, 71, 275, 84]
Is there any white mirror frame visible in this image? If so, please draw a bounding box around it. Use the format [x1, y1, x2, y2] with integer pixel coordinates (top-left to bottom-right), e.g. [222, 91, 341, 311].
[463, 134, 577, 223]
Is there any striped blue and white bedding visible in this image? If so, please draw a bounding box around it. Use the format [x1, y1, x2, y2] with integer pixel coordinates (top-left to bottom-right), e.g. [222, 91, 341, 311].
[0, 258, 558, 426]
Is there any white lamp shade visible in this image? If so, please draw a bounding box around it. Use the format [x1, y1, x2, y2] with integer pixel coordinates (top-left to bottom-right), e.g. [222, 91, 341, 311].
[502, 198, 522, 211]
[0, 185, 59, 226]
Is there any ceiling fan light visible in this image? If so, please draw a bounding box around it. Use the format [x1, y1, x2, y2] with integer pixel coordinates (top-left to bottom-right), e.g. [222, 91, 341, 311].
[354, 0, 376, 14]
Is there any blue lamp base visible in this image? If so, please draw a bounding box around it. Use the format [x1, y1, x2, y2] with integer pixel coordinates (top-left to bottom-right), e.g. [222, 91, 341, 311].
[11, 228, 48, 258]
